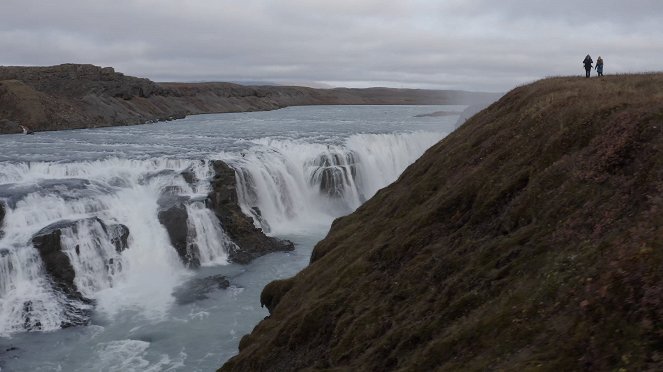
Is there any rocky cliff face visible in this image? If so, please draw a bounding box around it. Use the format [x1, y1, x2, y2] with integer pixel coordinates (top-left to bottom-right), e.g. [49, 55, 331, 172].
[220, 74, 663, 371]
[0, 64, 499, 134]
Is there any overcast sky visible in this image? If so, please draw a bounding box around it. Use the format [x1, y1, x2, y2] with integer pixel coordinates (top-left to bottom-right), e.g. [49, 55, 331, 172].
[1, 0, 662, 92]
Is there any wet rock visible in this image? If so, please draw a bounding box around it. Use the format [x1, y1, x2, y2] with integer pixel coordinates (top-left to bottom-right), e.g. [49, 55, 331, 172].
[106, 223, 130, 253]
[31, 217, 129, 313]
[0, 200, 5, 239]
[22, 301, 43, 331]
[172, 274, 230, 305]
[309, 152, 358, 198]
[316, 167, 353, 198]
[207, 160, 294, 264]
[31, 220, 95, 328]
[250, 207, 271, 232]
[157, 194, 201, 268]
[180, 161, 206, 186]
[32, 220, 81, 299]
[181, 167, 198, 185]
[139, 169, 177, 184]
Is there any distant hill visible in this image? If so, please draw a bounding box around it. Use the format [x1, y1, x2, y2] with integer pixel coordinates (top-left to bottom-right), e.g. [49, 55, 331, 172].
[220, 74, 663, 371]
[0, 64, 500, 134]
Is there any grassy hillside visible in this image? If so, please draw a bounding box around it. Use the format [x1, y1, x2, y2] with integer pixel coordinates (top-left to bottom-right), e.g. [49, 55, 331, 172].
[220, 74, 663, 371]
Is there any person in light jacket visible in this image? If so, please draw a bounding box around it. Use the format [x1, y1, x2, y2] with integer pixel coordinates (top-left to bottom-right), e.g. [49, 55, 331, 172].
[595, 56, 604, 77]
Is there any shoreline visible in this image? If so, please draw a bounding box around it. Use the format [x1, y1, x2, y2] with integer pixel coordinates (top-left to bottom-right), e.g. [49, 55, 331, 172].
[0, 64, 500, 135]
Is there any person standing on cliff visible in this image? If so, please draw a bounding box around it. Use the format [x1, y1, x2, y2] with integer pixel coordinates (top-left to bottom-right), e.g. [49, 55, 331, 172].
[595, 56, 604, 77]
[583, 54, 593, 78]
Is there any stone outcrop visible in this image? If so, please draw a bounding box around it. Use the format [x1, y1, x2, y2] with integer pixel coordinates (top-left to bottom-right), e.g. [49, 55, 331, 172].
[259, 278, 295, 315]
[0, 64, 501, 134]
[180, 166, 199, 185]
[207, 160, 294, 264]
[0, 200, 5, 239]
[32, 220, 85, 301]
[172, 274, 230, 305]
[106, 223, 130, 253]
[157, 193, 201, 268]
[31, 220, 93, 329]
[31, 218, 130, 306]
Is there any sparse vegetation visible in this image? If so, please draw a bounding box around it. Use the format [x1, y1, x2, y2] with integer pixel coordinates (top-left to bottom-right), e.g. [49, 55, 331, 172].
[221, 74, 663, 371]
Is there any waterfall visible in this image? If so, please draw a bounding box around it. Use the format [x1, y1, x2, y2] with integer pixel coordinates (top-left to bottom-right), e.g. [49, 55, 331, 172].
[0, 158, 223, 334]
[58, 217, 128, 298]
[0, 129, 446, 335]
[185, 202, 234, 266]
[0, 241, 89, 335]
[232, 131, 445, 235]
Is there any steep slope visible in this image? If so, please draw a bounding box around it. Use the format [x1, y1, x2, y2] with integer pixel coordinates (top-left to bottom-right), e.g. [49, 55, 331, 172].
[221, 74, 663, 371]
[0, 64, 498, 134]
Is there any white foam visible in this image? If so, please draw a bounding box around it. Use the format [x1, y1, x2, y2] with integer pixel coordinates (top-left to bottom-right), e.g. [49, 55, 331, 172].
[0, 130, 446, 335]
[231, 131, 445, 235]
[91, 339, 186, 372]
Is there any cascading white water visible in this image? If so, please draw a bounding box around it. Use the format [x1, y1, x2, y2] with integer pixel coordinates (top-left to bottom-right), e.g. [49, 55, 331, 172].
[0, 239, 86, 335]
[0, 105, 459, 371]
[58, 218, 127, 298]
[185, 201, 234, 267]
[232, 131, 445, 235]
[0, 158, 226, 334]
[0, 130, 443, 335]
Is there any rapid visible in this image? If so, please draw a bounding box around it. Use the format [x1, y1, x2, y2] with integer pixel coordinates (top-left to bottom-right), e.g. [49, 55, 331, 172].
[0, 105, 460, 371]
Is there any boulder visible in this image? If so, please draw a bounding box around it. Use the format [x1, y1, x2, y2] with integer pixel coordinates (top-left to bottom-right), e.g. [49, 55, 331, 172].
[172, 274, 230, 305]
[207, 160, 294, 264]
[157, 190, 201, 268]
[181, 166, 198, 185]
[105, 223, 130, 253]
[31, 220, 94, 328]
[31, 217, 130, 309]
[32, 220, 81, 300]
[0, 200, 5, 239]
[157, 202, 201, 268]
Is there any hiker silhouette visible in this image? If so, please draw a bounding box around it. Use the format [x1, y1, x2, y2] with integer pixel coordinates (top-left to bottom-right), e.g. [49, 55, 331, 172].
[583, 55, 593, 78]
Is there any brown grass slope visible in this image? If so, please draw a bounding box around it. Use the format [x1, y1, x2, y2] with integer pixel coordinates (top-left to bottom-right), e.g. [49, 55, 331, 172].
[220, 74, 663, 371]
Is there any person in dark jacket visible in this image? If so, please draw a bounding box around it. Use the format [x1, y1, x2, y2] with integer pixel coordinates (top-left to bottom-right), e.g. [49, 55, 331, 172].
[583, 54, 593, 78]
[595, 56, 604, 77]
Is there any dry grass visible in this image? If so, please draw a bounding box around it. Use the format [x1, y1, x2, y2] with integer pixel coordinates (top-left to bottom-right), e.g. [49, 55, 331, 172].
[221, 74, 663, 371]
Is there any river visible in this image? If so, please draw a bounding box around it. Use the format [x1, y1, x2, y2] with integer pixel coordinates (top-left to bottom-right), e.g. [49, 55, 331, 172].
[0, 105, 459, 371]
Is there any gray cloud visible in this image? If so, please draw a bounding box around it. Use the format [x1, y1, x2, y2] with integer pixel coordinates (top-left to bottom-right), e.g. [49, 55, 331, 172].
[1, 0, 662, 91]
